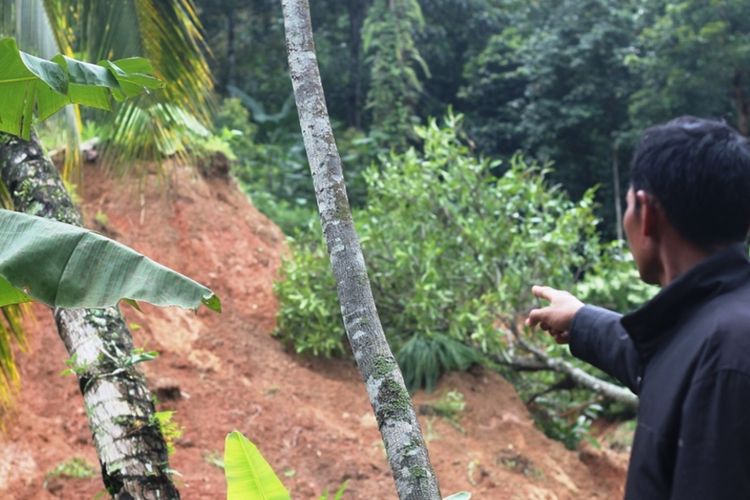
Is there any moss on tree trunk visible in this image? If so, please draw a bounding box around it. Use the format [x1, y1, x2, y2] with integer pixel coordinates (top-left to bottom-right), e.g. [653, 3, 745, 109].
[280, 2, 442, 498]
[0, 132, 179, 499]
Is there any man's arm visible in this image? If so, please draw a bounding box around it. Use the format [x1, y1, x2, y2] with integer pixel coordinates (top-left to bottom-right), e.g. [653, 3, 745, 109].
[526, 285, 641, 393]
[670, 369, 750, 499]
[568, 305, 640, 392]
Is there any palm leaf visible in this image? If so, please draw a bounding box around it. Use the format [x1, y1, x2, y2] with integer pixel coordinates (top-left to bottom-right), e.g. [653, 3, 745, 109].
[74, 0, 211, 112]
[71, 0, 213, 165]
[0, 302, 28, 411]
[224, 431, 291, 500]
[132, 0, 212, 120]
[102, 100, 210, 174]
[6, 0, 213, 167]
[0, 208, 220, 312]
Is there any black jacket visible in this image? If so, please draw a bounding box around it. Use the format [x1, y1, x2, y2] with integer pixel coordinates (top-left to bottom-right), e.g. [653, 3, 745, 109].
[570, 244, 750, 499]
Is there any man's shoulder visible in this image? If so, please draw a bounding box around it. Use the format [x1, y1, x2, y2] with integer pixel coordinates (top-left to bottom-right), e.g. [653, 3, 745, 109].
[702, 277, 750, 329]
[691, 283, 750, 375]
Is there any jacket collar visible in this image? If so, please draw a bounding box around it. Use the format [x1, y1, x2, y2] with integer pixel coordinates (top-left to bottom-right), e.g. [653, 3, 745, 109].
[621, 243, 750, 356]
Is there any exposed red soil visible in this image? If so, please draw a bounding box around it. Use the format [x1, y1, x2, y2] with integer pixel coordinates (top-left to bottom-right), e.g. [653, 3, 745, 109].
[0, 162, 627, 499]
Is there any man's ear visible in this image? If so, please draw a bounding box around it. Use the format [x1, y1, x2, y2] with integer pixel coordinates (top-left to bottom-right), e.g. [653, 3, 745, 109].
[635, 190, 660, 238]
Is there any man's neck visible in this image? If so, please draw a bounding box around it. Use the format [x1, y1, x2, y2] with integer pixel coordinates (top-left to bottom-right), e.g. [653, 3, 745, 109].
[657, 238, 716, 287]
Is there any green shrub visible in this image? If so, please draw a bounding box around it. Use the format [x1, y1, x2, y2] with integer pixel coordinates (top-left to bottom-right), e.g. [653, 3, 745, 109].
[275, 113, 605, 390]
[214, 98, 381, 234]
[575, 240, 658, 312]
[274, 225, 341, 357]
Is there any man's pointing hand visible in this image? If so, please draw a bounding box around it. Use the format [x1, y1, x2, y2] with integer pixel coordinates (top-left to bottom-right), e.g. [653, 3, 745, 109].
[525, 285, 584, 344]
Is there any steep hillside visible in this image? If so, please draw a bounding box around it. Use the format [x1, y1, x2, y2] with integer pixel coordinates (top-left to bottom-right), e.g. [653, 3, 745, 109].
[0, 162, 626, 499]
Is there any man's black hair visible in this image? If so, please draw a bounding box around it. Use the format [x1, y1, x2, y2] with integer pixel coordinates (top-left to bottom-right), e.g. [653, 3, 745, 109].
[630, 116, 750, 249]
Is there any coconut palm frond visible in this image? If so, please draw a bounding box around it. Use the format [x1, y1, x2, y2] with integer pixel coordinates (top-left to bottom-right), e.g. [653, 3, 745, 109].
[0, 181, 25, 412]
[132, 0, 213, 121]
[0, 303, 29, 410]
[12, 0, 213, 167]
[72, 0, 213, 165]
[41, 0, 73, 55]
[102, 99, 210, 174]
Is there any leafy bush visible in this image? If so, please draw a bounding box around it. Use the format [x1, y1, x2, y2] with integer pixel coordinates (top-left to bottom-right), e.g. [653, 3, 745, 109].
[575, 240, 658, 312]
[215, 98, 315, 234]
[213, 98, 384, 234]
[275, 114, 605, 391]
[274, 225, 340, 357]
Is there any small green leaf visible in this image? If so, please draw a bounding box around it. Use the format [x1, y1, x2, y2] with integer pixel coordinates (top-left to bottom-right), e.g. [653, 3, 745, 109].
[123, 298, 142, 312]
[202, 293, 222, 313]
[224, 431, 290, 500]
[443, 492, 471, 500]
[0, 275, 31, 307]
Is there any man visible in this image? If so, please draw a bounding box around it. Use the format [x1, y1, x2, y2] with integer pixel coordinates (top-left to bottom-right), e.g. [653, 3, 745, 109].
[526, 116, 750, 499]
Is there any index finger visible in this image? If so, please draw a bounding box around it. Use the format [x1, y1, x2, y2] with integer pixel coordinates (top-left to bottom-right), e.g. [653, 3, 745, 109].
[531, 285, 556, 302]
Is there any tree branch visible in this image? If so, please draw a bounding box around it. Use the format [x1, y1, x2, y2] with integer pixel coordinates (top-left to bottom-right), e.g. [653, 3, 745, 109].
[514, 335, 638, 408]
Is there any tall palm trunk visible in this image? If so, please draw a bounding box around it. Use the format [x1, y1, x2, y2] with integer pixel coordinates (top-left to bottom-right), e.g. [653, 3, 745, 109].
[0, 132, 179, 499]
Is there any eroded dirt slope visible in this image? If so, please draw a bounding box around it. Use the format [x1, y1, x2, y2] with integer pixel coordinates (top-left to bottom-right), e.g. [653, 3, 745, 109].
[1, 163, 626, 499]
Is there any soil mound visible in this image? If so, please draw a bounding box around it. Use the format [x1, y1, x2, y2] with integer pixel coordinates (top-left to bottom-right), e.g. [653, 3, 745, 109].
[0, 163, 626, 499]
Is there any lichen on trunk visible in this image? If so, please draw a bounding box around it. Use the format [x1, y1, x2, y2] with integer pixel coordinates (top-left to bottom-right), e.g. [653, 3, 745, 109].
[280, 1, 442, 498]
[0, 132, 180, 499]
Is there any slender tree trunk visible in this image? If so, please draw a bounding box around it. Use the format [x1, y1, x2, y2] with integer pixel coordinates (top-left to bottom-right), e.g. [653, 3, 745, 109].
[733, 69, 749, 136]
[223, 1, 237, 94]
[612, 142, 623, 241]
[0, 133, 179, 499]
[280, 1, 441, 499]
[347, 0, 366, 128]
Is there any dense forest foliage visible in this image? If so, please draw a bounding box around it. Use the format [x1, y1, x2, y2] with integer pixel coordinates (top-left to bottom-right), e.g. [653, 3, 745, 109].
[192, 0, 748, 446]
[198, 0, 750, 239]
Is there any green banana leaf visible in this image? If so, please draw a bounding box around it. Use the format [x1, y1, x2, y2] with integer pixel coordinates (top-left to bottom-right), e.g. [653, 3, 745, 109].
[224, 431, 290, 500]
[0, 37, 162, 140]
[0, 209, 220, 312]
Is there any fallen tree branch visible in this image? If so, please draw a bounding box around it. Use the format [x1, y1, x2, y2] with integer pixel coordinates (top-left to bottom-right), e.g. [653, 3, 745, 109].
[514, 336, 638, 408]
[525, 376, 576, 405]
[495, 355, 549, 372]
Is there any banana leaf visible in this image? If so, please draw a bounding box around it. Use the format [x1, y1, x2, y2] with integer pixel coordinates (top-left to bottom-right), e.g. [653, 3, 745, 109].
[0, 209, 220, 311]
[224, 431, 290, 500]
[0, 37, 162, 140]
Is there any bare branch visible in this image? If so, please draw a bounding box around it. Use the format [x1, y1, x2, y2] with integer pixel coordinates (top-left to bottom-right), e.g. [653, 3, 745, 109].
[515, 336, 638, 408]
